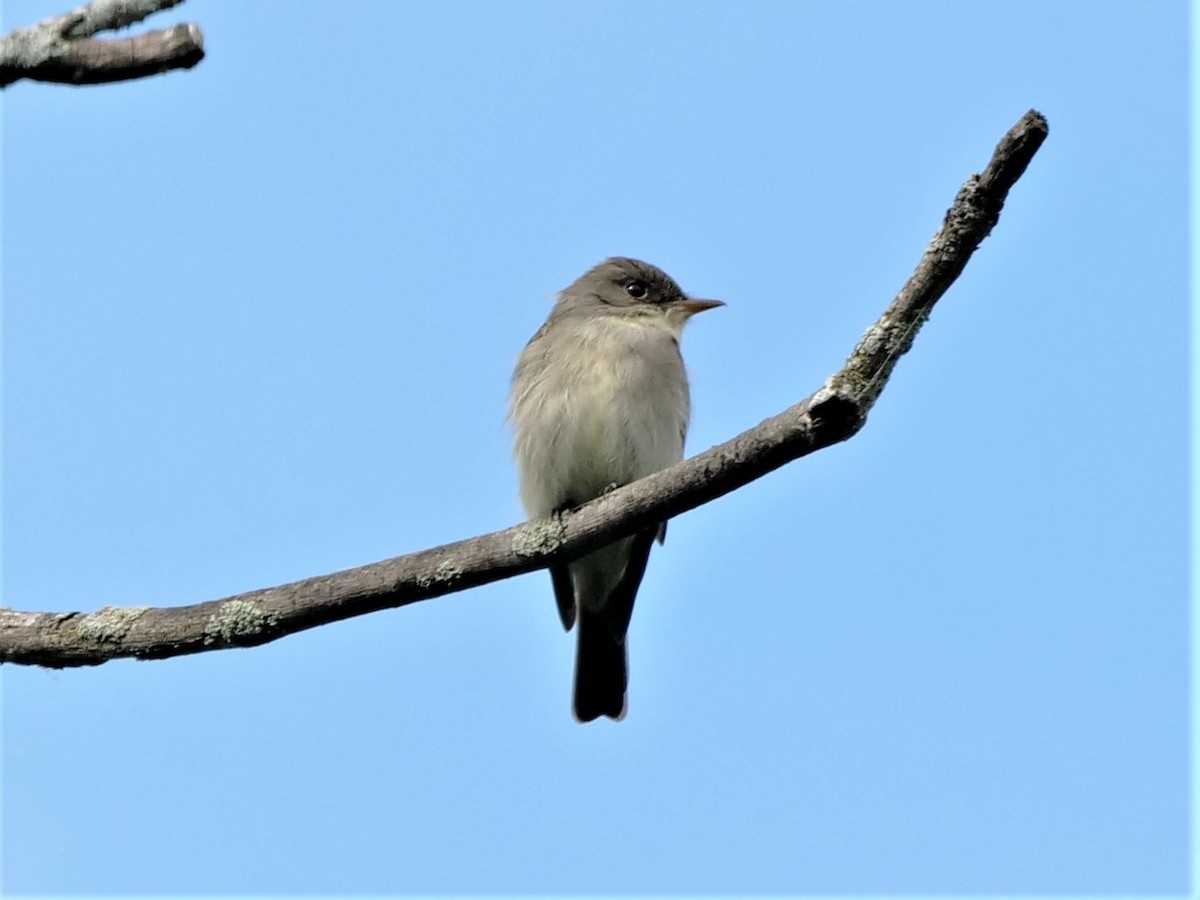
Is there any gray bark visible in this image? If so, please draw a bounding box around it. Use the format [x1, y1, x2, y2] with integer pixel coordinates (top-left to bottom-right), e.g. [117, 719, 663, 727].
[0, 0, 202, 88]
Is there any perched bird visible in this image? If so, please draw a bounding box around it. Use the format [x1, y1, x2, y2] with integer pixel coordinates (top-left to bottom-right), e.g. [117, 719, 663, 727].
[510, 257, 723, 721]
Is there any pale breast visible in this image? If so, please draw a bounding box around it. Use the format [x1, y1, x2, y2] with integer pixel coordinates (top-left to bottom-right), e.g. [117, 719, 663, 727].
[512, 315, 690, 517]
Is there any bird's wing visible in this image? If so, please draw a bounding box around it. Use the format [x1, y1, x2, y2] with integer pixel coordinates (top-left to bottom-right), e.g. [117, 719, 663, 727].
[604, 525, 659, 639]
[550, 564, 576, 631]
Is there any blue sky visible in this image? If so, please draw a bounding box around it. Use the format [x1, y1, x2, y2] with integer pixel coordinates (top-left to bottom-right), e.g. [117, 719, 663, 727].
[1, 0, 1190, 895]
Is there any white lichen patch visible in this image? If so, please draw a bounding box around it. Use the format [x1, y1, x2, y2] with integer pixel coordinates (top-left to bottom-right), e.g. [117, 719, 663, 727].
[75, 605, 151, 643]
[203, 599, 277, 645]
[852, 317, 894, 360]
[810, 381, 840, 407]
[511, 515, 568, 558]
[416, 559, 464, 589]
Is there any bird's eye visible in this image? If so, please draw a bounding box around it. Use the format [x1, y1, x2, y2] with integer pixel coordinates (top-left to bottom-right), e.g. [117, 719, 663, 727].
[625, 281, 649, 300]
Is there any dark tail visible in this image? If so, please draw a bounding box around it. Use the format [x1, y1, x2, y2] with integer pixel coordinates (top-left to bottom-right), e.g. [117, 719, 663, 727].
[573, 605, 627, 722]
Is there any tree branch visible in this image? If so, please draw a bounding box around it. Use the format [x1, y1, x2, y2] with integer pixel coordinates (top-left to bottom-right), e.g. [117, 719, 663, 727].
[0, 110, 1050, 668]
[0, 0, 202, 88]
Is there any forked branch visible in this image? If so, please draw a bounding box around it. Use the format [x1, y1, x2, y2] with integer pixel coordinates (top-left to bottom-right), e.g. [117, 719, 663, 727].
[0, 0, 203, 88]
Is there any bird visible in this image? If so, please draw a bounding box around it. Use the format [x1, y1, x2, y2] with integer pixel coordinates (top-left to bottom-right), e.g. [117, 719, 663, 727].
[509, 257, 723, 721]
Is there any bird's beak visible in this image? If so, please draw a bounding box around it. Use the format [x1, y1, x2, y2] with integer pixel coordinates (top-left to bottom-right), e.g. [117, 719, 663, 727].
[672, 297, 725, 316]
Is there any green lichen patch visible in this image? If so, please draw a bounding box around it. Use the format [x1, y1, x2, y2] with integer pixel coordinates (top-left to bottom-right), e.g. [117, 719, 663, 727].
[203, 600, 278, 645]
[511, 515, 568, 558]
[75, 606, 152, 643]
[416, 559, 464, 589]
